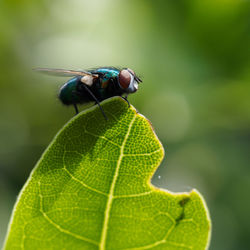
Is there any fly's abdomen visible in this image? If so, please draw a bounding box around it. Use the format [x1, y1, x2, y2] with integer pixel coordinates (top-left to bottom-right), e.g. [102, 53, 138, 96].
[59, 77, 81, 105]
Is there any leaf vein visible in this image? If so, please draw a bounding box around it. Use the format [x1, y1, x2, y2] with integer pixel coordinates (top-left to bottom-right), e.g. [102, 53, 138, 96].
[63, 165, 107, 196]
[63, 148, 108, 196]
[38, 181, 99, 246]
[123, 148, 162, 157]
[99, 114, 136, 250]
[113, 191, 153, 199]
[85, 130, 121, 148]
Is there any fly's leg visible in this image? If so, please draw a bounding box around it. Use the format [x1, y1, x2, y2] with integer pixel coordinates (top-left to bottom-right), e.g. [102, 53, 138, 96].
[73, 103, 79, 114]
[81, 84, 108, 120]
[72, 90, 80, 115]
[121, 94, 130, 107]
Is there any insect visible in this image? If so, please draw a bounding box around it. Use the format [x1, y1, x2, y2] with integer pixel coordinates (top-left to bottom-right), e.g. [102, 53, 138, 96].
[35, 67, 142, 119]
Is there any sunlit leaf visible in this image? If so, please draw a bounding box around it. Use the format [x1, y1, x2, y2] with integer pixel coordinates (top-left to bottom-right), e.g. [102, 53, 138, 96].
[4, 97, 211, 250]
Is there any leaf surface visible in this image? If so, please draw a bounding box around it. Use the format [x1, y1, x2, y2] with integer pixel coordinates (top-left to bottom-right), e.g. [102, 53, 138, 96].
[4, 97, 211, 250]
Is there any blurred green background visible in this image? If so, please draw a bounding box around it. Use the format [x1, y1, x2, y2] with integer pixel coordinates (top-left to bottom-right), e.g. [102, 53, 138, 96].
[0, 0, 249, 249]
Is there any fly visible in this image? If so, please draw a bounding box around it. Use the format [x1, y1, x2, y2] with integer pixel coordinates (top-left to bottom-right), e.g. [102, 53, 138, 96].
[34, 67, 142, 120]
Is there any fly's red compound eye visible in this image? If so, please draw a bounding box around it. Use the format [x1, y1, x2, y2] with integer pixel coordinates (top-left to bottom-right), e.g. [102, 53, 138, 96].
[118, 69, 131, 89]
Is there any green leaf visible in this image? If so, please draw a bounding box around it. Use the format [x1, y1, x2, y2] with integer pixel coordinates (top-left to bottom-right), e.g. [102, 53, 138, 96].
[4, 97, 211, 250]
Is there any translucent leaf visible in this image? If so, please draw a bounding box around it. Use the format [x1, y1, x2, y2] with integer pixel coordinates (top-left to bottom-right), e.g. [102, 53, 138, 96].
[4, 97, 211, 250]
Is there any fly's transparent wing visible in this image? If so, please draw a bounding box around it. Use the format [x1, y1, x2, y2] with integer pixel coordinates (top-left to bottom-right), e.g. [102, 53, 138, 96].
[33, 68, 95, 77]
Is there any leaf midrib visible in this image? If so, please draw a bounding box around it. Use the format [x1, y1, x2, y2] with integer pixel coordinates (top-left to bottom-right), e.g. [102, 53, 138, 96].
[99, 114, 136, 250]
